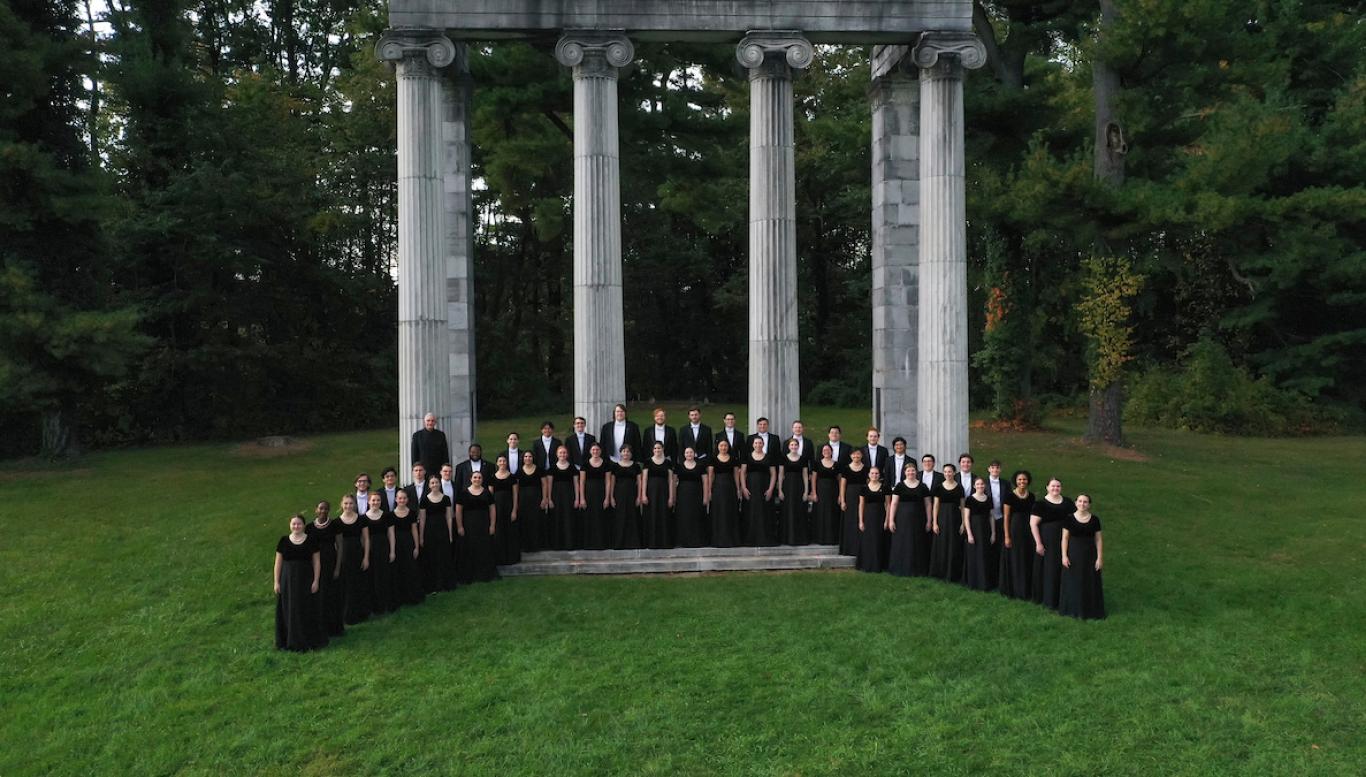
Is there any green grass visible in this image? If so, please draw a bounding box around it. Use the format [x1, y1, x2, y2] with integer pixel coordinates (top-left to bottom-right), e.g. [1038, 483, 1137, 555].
[2, 407, 1364, 775]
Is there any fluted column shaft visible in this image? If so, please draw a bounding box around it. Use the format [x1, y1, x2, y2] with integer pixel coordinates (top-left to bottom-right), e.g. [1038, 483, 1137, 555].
[441, 47, 476, 463]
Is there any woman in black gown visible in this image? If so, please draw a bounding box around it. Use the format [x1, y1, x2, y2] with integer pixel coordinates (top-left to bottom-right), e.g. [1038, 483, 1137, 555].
[545, 446, 581, 551]
[673, 447, 708, 547]
[641, 442, 675, 549]
[419, 475, 457, 593]
[389, 490, 425, 607]
[928, 464, 965, 581]
[335, 495, 370, 624]
[608, 445, 643, 549]
[999, 470, 1035, 600]
[741, 436, 776, 546]
[1060, 493, 1106, 620]
[275, 514, 324, 651]
[579, 444, 612, 550]
[363, 493, 397, 615]
[707, 440, 741, 547]
[838, 449, 868, 556]
[887, 463, 932, 577]
[1030, 477, 1075, 610]
[810, 445, 842, 545]
[776, 438, 810, 546]
[856, 467, 889, 573]
[962, 477, 997, 590]
[305, 500, 345, 638]
[489, 456, 520, 565]
[457, 471, 500, 583]
[516, 452, 544, 553]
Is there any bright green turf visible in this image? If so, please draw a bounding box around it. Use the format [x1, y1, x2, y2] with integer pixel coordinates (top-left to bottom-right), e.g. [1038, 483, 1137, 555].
[2, 406, 1363, 776]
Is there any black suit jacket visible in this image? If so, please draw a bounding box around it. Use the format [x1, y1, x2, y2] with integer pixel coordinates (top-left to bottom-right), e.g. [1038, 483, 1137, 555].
[824, 441, 854, 468]
[410, 428, 451, 476]
[862, 444, 891, 473]
[403, 482, 431, 509]
[563, 432, 596, 467]
[501, 448, 527, 472]
[454, 459, 488, 491]
[679, 424, 713, 460]
[641, 424, 679, 461]
[888, 454, 916, 484]
[599, 420, 643, 461]
[917, 470, 946, 492]
[531, 437, 562, 471]
[713, 426, 744, 457]
[379, 487, 405, 512]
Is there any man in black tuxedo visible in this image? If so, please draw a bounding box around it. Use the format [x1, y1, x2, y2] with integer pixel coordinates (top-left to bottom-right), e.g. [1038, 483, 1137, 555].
[379, 466, 403, 511]
[454, 444, 486, 490]
[642, 407, 679, 460]
[747, 417, 782, 465]
[353, 472, 373, 516]
[788, 420, 815, 469]
[532, 421, 561, 471]
[437, 464, 456, 502]
[600, 403, 643, 463]
[863, 427, 891, 474]
[826, 425, 852, 467]
[889, 437, 913, 485]
[958, 453, 978, 495]
[714, 411, 743, 457]
[919, 454, 944, 491]
[679, 407, 713, 461]
[563, 416, 596, 467]
[410, 413, 451, 479]
[403, 463, 428, 506]
[502, 432, 524, 474]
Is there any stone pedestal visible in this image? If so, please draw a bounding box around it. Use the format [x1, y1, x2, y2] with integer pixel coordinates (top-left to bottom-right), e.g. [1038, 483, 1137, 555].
[738, 32, 812, 435]
[556, 32, 634, 430]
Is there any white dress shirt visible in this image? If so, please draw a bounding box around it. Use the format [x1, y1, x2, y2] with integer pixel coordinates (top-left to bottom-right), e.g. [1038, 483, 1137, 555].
[989, 476, 1003, 518]
[540, 436, 554, 468]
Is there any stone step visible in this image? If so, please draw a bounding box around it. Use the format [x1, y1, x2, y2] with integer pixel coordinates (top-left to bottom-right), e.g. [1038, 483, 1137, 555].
[499, 546, 855, 576]
[517, 544, 841, 562]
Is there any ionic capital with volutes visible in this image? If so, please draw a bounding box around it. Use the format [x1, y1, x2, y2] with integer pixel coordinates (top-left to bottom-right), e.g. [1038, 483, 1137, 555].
[736, 30, 814, 79]
[376, 29, 460, 78]
[555, 31, 635, 78]
[911, 31, 987, 78]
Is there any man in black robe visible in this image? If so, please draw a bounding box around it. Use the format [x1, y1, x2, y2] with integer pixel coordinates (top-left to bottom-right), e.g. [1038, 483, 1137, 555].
[411, 413, 451, 477]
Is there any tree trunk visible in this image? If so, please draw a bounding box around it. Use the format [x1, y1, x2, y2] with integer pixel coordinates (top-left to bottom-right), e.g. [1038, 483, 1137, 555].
[41, 407, 80, 459]
[1086, 383, 1124, 447]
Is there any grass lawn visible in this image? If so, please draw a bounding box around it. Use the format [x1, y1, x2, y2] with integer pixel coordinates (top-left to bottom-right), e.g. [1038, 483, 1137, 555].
[2, 406, 1364, 775]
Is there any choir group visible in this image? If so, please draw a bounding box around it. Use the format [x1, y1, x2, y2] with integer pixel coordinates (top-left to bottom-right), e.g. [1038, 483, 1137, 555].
[273, 406, 1107, 651]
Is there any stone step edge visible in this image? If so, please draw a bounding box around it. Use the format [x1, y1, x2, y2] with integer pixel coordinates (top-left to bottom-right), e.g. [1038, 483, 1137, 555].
[499, 555, 856, 576]
[518, 544, 842, 561]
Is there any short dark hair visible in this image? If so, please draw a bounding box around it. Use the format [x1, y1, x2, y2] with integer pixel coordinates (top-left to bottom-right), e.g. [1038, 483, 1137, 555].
[574, 416, 586, 424]
[507, 431, 520, 439]
[921, 453, 935, 461]
[757, 416, 769, 425]
[469, 443, 482, 453]
[723, 411, 735, 419]
[541, 420, 555, 430]
[828, 425, 842, 433]
[688, 406, 700, 414]
[380, 466, 397, 478]
[892, 436, 907, 447]
[1011, 469, 1032, 484]
[989, 459, 1002, 468]
[958, 453, 973, 463]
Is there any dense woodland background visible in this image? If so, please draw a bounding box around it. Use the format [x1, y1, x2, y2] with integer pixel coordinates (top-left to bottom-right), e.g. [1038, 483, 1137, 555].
[2, 0, 1363, 458]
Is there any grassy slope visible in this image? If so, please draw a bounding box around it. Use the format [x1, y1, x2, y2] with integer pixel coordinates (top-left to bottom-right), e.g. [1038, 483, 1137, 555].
[1, 407, 1363, 776]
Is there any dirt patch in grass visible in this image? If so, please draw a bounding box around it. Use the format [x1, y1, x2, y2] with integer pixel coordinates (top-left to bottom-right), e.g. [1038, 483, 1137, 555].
[1063, 436, 1151, 462]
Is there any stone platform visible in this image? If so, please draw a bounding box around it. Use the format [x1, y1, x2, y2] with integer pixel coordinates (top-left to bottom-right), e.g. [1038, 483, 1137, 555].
[499, 545, 854, 576]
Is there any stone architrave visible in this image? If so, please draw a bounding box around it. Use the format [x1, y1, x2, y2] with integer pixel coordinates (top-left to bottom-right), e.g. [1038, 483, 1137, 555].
[555, 31, 635, 431]
[911, 31, 985, 463]
[870, 44, 920, 449]
[737, 31, 813, 437]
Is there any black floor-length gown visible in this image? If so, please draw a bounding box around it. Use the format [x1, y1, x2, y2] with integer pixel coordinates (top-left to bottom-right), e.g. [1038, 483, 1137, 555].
[708, 457, 740, 547]
[336, 516, 370, 624]
[962, 495, 996, 590]
[305, 519, 344, 637]
[856, 483, 889, 573]
[674, 461, 707, 547]
[642, 459, 673, 549]
[489, 472, 520, 565]
[390, 509, 425, 606]
[611, 462, 642, 549]
[548, 463, 579, 550]
[839, 465, 869, 556]
[812, 460, 841, 545]
[1059, 513, 1106, 620]
[928, 481, 965, 581]
[888, 480, 931, 577]
[580, 459, 611, 550]
[275, 535, 325, 651]
[516, 466, 544, 553]
[365, 512, 396, 615]
[1000, 490, 1036, 599]
[458, 488, 500, 583]
[419, 493, 457, 593]
[743, 454, 775, 546]
[778, 457, 808, 546]
[1031, 496, 1075, 610]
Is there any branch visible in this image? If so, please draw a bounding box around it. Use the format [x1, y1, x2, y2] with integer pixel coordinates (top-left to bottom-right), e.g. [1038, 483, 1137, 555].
[542, 110, 573, 141]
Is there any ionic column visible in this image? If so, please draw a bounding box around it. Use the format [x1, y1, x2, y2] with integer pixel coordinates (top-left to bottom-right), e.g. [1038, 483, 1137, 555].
[378, 31, 459, 476]
[869, 45, 920, 449]
[912, 32, 986, 463]
[556, 32, 634, 431]
[440, 46, 476, 459]
[737, 31, 813, 436]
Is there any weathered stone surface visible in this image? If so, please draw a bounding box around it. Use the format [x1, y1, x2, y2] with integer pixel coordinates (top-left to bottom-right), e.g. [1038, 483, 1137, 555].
[500, 545, 855, 575]
[442, 46, 477, 457]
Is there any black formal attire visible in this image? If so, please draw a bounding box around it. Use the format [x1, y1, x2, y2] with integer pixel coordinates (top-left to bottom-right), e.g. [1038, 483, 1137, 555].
[411, 427, 451, 478]
[918, 469, 945, 493]
[747, 432, 783, 466]
[642, 424, 679, 462]
[305, 519, 344, 637]
[839, 465, 869, 556]
[887, 454, 915, 487]
[641, 458, 673, 548]
[674, 461, 707, 547]
[611, 462, 642, 549]
[454, 458, 488, 491]
[862, 444, 891, 475]
[390, 509, 424, 606]
[457, 488, 499, 583]
[962, 495, 996, 590]
[1059, 514, 1106, 620]
[516, 466, 544, 553]
[533, 436, 562, 471]
[403, 482, 429, 513]
[501, 449, 525, 477]
[928, 482, 966, 581]
[599, 420, 643, 462]
[580, 458, 611, 550]
[742, 452, 776, 546]
[713, 426, 744, 458]
[379, 486, 404, 512]
[419, 493, 457, 593]
[888, 480, 932, 577]
[547, 462, 579, 550]
[777, 456, 809, 546]
[811, 459, 842, 545]
[364, 512, 396, 615]
[336, 516, 370, 624]
[275, 535, 324, 652]
[708, 457, 741, 547]
[489, 471, 520, 565]
[563, 432, 596, 468]
[826, 441, 853, 468]
[1000, 490, 1036, 600]
[680, 423, 713, 461]
[1032, 497, 1076, 610]
[787, 436, 817, 469]
[857, 483, 889, 573]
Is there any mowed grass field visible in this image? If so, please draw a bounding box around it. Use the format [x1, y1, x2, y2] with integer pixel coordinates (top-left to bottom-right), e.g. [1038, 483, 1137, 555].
[2, 406, 1364, 776]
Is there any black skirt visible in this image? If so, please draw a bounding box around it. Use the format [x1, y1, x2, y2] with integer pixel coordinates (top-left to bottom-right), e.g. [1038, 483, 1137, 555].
[675, 478, 706, 548]
[984, 517, 1002, 591]
[339, 533, 370, 624]
[840, 490, 861, 556]
[962, 510, 994, 590]
[582, 477, 610, 550]
[928, 503, 964, 581]
[460, 508, 500, 583]
[391, 524, 425, 606]
[709, 472, 739, 548]
[887, 502, 930, 577]
[1059, 535, 1106, 619]
[1033, 522, 1064, 609]
[642, 475, 672, 549]
[856, 499, 887, 573]
[314, 536, 345, 636]
[813, 479, 840, 545]
[517, 479, 544, 553]
[420, 512, 457, 593]
[744, 469, 773, 546]
[550, 479, 577, 550]
[778, 471, 808, 546]
[276, 558, 325, 651]
[611, 475, 641, 549]
[1000, 516, 1034, 599]
[367, 526, 396, 615]
[493, 487, 520, 564]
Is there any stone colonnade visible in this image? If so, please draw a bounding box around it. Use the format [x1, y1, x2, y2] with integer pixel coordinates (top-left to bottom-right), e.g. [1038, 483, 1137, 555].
[377, 28, 982, 474]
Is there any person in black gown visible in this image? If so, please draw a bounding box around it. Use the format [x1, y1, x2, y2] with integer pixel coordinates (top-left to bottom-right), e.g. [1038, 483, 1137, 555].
[579, 444, 612, 550]
[887, 463, 932, 577]
[673, 447, 708, 547]
[516, 451, 544, 553]
[418, 476, 457, 593]
[741, 436, 776, 546]
[1030, 477, 1075, 610]
[707, 440, 742, 547]
[928, 464, 965, 581]
[545, 446, 581, 550]
[1059, 493, 1106, 620]
[335, 495, 370, 624]
[640, 442, 675, 548]
[810, 444, 842, 545]
[999, 470, 1036, 600]
[305, 500, 344, 638]
[275, 514, 324, 651]
[776, 438, 810, 546]
[456, 471, 500, 583]
[857, 467, 889, 573]
[389, 490, 424, 607]
[838, 448, 869, 556]
[363, 493, 396, 615]
[489, 455, 520, 565]
[962, 477, 997, 590]
[608, 445, 643, 549]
